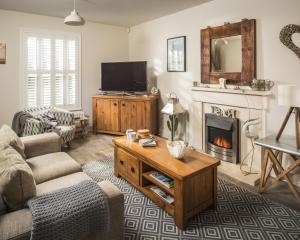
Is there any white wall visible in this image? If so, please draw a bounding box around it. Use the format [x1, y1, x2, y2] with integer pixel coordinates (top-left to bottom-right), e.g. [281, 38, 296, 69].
[0, 9, 129, 126]
[129, 0, 300, 139]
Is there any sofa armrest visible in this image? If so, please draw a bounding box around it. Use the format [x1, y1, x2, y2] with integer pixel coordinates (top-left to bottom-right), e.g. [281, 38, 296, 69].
[89, 181, 124, 240]
[0, 209, 32, 240]
[21, 133, 61, 159]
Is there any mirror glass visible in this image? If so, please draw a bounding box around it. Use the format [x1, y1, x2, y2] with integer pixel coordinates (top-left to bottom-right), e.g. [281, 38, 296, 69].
[210, 35, 242, 72]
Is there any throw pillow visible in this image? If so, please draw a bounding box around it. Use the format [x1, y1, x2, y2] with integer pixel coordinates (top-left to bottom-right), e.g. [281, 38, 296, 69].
[0, 124, 26, 158]
[0, 145, 36, 210]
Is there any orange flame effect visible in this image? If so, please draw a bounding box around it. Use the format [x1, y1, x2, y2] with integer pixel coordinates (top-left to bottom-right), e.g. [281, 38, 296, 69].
[213, 137, 232, 149]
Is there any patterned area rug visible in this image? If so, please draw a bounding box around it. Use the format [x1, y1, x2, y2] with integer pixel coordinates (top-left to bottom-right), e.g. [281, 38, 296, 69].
[82, 152, 300, 240]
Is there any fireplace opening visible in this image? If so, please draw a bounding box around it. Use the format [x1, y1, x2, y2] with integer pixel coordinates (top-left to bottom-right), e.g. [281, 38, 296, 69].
[208, 127, 232, 149]
[205, 113, 240, 164]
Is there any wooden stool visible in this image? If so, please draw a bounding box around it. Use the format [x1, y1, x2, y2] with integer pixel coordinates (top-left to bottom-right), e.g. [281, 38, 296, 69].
[255, 135, 300, 202]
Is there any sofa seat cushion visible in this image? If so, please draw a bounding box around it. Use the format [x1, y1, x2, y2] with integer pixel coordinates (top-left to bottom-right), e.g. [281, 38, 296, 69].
[36, 172, 92, 196]
[0, 209, 32, 240]
[27, 152, 81, 184]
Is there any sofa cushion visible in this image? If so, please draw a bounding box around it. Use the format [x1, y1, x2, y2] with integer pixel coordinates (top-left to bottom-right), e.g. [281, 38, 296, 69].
[0, 146, 36, 211]
[27, 152, 81, 184]
[0, 125, 25, 158]
[36, 172, 92, 196]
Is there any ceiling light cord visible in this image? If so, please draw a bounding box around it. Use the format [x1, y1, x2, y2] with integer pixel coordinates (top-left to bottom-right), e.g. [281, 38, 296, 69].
[73, 0, 76, 11]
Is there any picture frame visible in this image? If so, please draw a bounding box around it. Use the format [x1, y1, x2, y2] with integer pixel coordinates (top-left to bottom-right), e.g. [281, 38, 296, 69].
[167, 36, 186, 72]
[0, 43, 6, 64]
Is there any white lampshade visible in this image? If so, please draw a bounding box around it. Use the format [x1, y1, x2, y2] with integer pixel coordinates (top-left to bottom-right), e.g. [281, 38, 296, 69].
[161, 93, 185, 115]
[278, 84, 300, 107]
[64, 10, 84, 26]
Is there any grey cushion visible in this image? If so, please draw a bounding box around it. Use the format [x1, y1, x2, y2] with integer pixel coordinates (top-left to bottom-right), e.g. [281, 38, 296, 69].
[0, 146, 36, 211]
[27, 152, 82, 184]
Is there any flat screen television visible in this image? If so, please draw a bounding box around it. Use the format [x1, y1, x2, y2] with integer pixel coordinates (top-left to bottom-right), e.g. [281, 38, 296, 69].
[101, 61, 147, 92]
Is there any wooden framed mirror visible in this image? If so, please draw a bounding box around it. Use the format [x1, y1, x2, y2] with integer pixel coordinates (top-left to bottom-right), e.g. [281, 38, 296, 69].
[201, 19, 256, 85]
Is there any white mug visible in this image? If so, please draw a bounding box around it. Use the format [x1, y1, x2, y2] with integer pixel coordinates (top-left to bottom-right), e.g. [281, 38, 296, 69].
[128, 131, 137, 142]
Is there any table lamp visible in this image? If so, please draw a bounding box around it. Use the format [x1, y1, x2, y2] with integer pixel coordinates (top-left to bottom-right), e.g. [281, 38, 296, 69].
[276, 84, 300, 148]
[161, 92, 185, 141]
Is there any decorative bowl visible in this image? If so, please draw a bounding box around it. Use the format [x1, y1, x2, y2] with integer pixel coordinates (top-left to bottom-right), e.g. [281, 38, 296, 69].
[166, 140, 186, 159]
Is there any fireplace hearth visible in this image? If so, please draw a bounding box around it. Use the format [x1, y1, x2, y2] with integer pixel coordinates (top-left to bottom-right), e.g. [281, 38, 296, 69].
[205, 113, 240, 164]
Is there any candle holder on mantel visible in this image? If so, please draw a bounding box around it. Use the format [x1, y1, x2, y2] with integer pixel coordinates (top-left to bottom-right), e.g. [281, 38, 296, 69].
[276, 85, 300, 149]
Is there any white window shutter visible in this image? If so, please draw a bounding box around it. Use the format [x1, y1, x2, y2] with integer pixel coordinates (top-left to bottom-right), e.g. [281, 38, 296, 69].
[22, 30, 81, 110]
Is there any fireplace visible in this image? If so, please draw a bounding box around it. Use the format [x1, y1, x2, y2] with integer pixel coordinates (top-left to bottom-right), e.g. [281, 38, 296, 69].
[205, 113, 240, 164]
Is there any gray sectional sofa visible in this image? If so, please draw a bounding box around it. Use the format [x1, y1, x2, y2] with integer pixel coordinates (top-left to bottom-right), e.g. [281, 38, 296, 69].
[0, 132, 124, 240]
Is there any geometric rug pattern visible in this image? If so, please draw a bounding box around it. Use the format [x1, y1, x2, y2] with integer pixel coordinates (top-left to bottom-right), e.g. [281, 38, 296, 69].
[82, 153, 300, 240]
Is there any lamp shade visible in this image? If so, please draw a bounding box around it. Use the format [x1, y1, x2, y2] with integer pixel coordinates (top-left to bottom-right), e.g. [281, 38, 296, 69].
[64, 10, 84, 26]
[278, 84, 300, 107]
[161, 93, 185, 115]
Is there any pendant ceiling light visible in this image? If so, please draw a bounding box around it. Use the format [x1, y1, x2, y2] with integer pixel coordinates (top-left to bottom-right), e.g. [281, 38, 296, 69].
[64, 0, 85, 26]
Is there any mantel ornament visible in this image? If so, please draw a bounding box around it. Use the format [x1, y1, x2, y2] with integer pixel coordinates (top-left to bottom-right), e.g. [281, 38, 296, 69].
[211, 106, 236, 118]
[280, 24, 300, 59]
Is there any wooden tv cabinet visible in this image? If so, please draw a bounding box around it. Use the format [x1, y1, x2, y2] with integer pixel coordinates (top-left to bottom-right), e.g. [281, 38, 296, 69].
[113, 136, 220, 229]
[92, 95, 158, 135]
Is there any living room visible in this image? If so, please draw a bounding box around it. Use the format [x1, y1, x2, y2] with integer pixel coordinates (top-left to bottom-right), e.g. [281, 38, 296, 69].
[0, 0, 300, 239]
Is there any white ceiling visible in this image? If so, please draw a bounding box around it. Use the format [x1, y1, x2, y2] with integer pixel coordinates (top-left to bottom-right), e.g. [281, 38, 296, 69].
[0, 0, 211, 27]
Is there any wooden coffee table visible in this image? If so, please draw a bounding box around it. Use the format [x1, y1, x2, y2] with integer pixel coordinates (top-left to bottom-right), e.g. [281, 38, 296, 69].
[113, 136, 220, 229]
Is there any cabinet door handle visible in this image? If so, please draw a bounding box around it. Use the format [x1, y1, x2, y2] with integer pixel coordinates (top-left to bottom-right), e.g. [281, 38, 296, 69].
[120, 160, 124, 165]
[130, 167, 135, 173]
[122, 103, 125, 107]
[114, 103, 117, 106]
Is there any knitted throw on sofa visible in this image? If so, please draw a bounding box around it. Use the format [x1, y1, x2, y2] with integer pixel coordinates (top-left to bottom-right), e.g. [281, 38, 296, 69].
[27, 180, 110, 240]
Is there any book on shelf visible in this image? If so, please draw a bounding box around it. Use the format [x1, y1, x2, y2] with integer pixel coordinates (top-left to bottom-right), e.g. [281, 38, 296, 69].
[149, 171, 174, 188]
[149, 185, 174, 204]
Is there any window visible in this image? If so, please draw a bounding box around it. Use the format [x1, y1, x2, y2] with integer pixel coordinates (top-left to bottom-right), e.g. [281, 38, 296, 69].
[21, 29, 81, 109]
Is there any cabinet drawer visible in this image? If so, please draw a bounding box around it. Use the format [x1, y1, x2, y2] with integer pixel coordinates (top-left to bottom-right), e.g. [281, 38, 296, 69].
[117, 149, 128, 175]
[117, 148, 140, 185]
[127, 156, 140, 186]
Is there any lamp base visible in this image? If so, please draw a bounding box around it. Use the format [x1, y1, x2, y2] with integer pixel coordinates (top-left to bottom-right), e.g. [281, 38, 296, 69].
[276, 107, 300, 149]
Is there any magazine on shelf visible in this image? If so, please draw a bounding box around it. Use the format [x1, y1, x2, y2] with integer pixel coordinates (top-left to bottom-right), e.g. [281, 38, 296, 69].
[149, 171, 174, 188]
[149, 185, 174, 204]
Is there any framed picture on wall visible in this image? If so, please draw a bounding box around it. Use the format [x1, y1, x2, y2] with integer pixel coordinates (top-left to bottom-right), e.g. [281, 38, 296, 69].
[0, 43, 6, 64]
[167, 36, 186, 72]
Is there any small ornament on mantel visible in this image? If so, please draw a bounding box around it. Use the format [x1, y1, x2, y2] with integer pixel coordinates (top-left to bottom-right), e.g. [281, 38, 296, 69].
[219, 78, 227, 89]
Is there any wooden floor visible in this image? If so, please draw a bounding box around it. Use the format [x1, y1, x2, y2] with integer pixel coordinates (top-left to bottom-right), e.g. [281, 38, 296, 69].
[67, 133, 300, 212]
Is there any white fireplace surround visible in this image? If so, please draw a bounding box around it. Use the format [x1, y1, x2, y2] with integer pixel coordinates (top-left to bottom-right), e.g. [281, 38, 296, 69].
[190, 86, 272, 186]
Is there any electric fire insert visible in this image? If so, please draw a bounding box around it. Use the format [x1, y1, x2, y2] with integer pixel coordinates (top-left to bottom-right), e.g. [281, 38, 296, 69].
[205, 113, 240, 164]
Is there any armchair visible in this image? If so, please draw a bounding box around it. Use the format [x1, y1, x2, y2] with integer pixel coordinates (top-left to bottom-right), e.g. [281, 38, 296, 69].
[22, 106, 76, 145]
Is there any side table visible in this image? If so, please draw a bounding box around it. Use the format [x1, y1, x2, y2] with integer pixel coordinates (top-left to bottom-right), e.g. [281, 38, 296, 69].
[255, 135, 300, 202]
[75, 116, 89, 138]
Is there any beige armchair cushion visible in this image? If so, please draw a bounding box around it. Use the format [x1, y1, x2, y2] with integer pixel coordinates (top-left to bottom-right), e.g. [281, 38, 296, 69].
[27, 152, 82, 184]
[0, 125, 25, 158]
[0, 146, 36, 211]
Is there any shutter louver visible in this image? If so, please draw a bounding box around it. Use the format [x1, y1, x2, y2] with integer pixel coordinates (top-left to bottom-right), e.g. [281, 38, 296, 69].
[26, 74, 37, 107]
[55, 74, 64, 106]
[22, 30, 81, 109]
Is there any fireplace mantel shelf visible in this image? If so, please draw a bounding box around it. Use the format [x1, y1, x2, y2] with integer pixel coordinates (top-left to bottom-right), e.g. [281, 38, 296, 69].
[192, 86, 272, 97]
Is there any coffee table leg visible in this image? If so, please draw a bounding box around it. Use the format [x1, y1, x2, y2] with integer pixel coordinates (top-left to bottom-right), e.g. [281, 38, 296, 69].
[174, 180, 187, 229]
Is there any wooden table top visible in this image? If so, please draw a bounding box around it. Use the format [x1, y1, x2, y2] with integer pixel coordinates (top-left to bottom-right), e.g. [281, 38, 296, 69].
[113, 136, 220, 180]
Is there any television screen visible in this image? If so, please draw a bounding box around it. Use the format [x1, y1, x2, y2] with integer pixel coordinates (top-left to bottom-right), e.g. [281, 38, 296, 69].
[101, 61, 147, 92]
